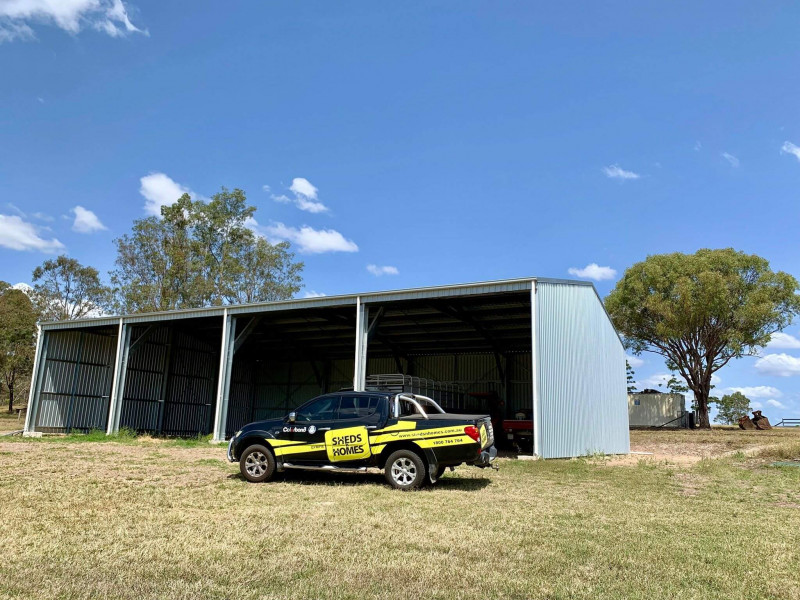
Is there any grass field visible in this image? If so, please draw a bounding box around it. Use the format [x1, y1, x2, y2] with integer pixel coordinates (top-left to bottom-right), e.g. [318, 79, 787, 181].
[0, 405, 26, 434]
[1, 427, 799, 600]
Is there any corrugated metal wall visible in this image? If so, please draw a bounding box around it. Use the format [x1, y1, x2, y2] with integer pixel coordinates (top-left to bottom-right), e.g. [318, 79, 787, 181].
[225, 358, 328, 437]
[36, 329, 116, 433]
[120, 326, 169, 432]
[225, 357, 256, 436]
[391, 352, 531, 416]
[536, 282, 629, 458]
[118, 325, 219, 436]
[162, 330, 218, 435]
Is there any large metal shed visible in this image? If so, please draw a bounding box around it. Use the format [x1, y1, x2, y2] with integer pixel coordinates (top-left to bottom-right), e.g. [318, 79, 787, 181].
[23, 278, 629, 458]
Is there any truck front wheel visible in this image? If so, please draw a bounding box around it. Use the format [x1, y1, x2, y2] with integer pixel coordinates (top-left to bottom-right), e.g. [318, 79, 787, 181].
[240, 444, 276, 483]
[384, 449, 426, 490]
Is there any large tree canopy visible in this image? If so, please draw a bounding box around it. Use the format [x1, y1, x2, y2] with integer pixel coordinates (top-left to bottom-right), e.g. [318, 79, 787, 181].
[605, 248, 800, 428]
[111, 188, 303, 313]
[0, 282, 37, 412]
[32, 255, 111, 321]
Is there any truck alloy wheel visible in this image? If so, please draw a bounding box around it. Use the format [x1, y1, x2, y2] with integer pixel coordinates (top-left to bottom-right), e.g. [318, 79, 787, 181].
[240, 444, 276, 483]
[384, 449, 426, 490]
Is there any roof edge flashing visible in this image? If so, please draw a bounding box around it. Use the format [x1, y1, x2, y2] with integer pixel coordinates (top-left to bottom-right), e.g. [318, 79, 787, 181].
[37, 276, 598, 331]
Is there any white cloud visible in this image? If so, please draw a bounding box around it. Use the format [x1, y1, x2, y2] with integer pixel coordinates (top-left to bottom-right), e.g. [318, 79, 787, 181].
[0, 0, 145, 42]
[262, 185, 271, 193]
[635, 372, 712, 393]
[721, 152, 740, 167]
[272, 177, 328, 213]
[766, 399, 787, 409]
[0, 19, 33, 42]
[31, 211, 53, 222]
[721, 386, 783, 399]
[0, 214, 64, 252]
[12, 282, 32, 293]
[140, 173, 193, 216]
[303, 291, 327, 298]
[366, 264, 399, 277]
[6, 203, 26, 217]
[626, 355, 644, 368]
[781, 141, 800, 162]
[602, 165, 640, 180]
[766, 332, 800, 350]
[70, 206, 107, 233]
[694, 141, 702, 152]
[754, 353, 800, 377]
[635, 373, 671, 390]
[568, 263, 617, 281]
[261, 222, 358, 254]
[289, 178, 318, 200]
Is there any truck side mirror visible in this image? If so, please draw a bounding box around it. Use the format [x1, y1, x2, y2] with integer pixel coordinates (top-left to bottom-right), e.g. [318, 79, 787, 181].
[288, 412, 296, 423]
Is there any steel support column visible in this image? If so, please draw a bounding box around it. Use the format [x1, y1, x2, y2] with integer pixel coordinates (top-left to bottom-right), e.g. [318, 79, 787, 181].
[106, 319, 132, 435]
[23, 326, 47, 434]
[212, 310, 236, 442]
[530, 280, 541, 458]
[106, 321, 130, 435]
[353, 298, 369, 391]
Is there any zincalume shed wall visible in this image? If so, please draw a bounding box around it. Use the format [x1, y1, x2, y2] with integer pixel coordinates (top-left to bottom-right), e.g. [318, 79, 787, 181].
[536, 282, 629, 458]
[23, 278, 629, 458]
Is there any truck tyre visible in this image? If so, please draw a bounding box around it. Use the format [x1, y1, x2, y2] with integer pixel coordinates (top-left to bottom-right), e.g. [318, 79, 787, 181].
[240, 444, 276, 483]
[385, 449, 426, 490]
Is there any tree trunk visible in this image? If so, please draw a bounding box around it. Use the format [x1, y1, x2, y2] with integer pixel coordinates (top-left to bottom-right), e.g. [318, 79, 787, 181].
[8, 386, 14, 413]
[694, 384, 711, 429]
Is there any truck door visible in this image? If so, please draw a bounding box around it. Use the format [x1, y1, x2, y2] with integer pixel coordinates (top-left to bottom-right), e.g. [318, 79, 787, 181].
[323, 395, 386, 463]
[286, 395, 339, 464]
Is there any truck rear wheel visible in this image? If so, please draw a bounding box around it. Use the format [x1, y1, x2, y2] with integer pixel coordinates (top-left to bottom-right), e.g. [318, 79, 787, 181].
[385, 449, 426, 490]
[240, 444, 276, 483]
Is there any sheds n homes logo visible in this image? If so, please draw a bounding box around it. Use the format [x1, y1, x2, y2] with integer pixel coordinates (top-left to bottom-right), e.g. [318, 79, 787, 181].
[325, 426, 371, 462]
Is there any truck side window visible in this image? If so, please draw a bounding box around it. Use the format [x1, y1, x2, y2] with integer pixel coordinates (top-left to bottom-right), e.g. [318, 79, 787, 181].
[337, 396, 381, 419]
[296, 396, 338, 421]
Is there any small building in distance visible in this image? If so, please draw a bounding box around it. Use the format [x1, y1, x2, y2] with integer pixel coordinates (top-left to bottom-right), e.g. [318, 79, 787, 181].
[628, 392, 687, 428]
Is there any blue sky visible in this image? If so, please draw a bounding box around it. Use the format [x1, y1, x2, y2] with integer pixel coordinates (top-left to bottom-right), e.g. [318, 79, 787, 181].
[2, 1, 800, 420]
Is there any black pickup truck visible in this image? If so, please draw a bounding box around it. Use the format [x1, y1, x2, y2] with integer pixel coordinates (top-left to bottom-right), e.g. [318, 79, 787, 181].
[227, 391, 497, 490]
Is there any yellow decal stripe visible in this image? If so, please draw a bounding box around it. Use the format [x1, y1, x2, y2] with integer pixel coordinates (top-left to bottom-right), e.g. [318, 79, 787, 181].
[273, 443, 327, 457]
[370, 421, 417, 434]
[266, 439, 306, 447]
[414, 435, 476, 449]
[370, 425, 467, 445]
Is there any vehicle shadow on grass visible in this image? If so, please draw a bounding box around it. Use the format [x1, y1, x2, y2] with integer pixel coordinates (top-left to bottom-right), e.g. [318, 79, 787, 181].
[227, 470, 492, 491]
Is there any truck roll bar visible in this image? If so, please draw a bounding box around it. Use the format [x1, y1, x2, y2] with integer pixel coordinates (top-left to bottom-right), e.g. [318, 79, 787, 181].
[392, 394, 447, 419]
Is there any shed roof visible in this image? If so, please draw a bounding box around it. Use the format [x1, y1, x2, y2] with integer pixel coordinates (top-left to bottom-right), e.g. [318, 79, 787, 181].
[38, 276, 597, 331]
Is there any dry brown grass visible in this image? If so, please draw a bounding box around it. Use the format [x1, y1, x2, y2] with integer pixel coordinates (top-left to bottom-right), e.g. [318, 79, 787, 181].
[0, 405, 26, 434]
[1, 429, 799, 599]
[627, 426, 800, 463]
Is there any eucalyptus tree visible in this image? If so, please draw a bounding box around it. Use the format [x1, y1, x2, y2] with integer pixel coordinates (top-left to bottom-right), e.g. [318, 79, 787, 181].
[606, 249, 800, 428]
[111, 188, 303, 313]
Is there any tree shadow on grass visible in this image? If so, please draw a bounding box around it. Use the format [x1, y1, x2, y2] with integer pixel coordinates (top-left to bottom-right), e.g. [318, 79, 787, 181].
[227, 470, 492, 491]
